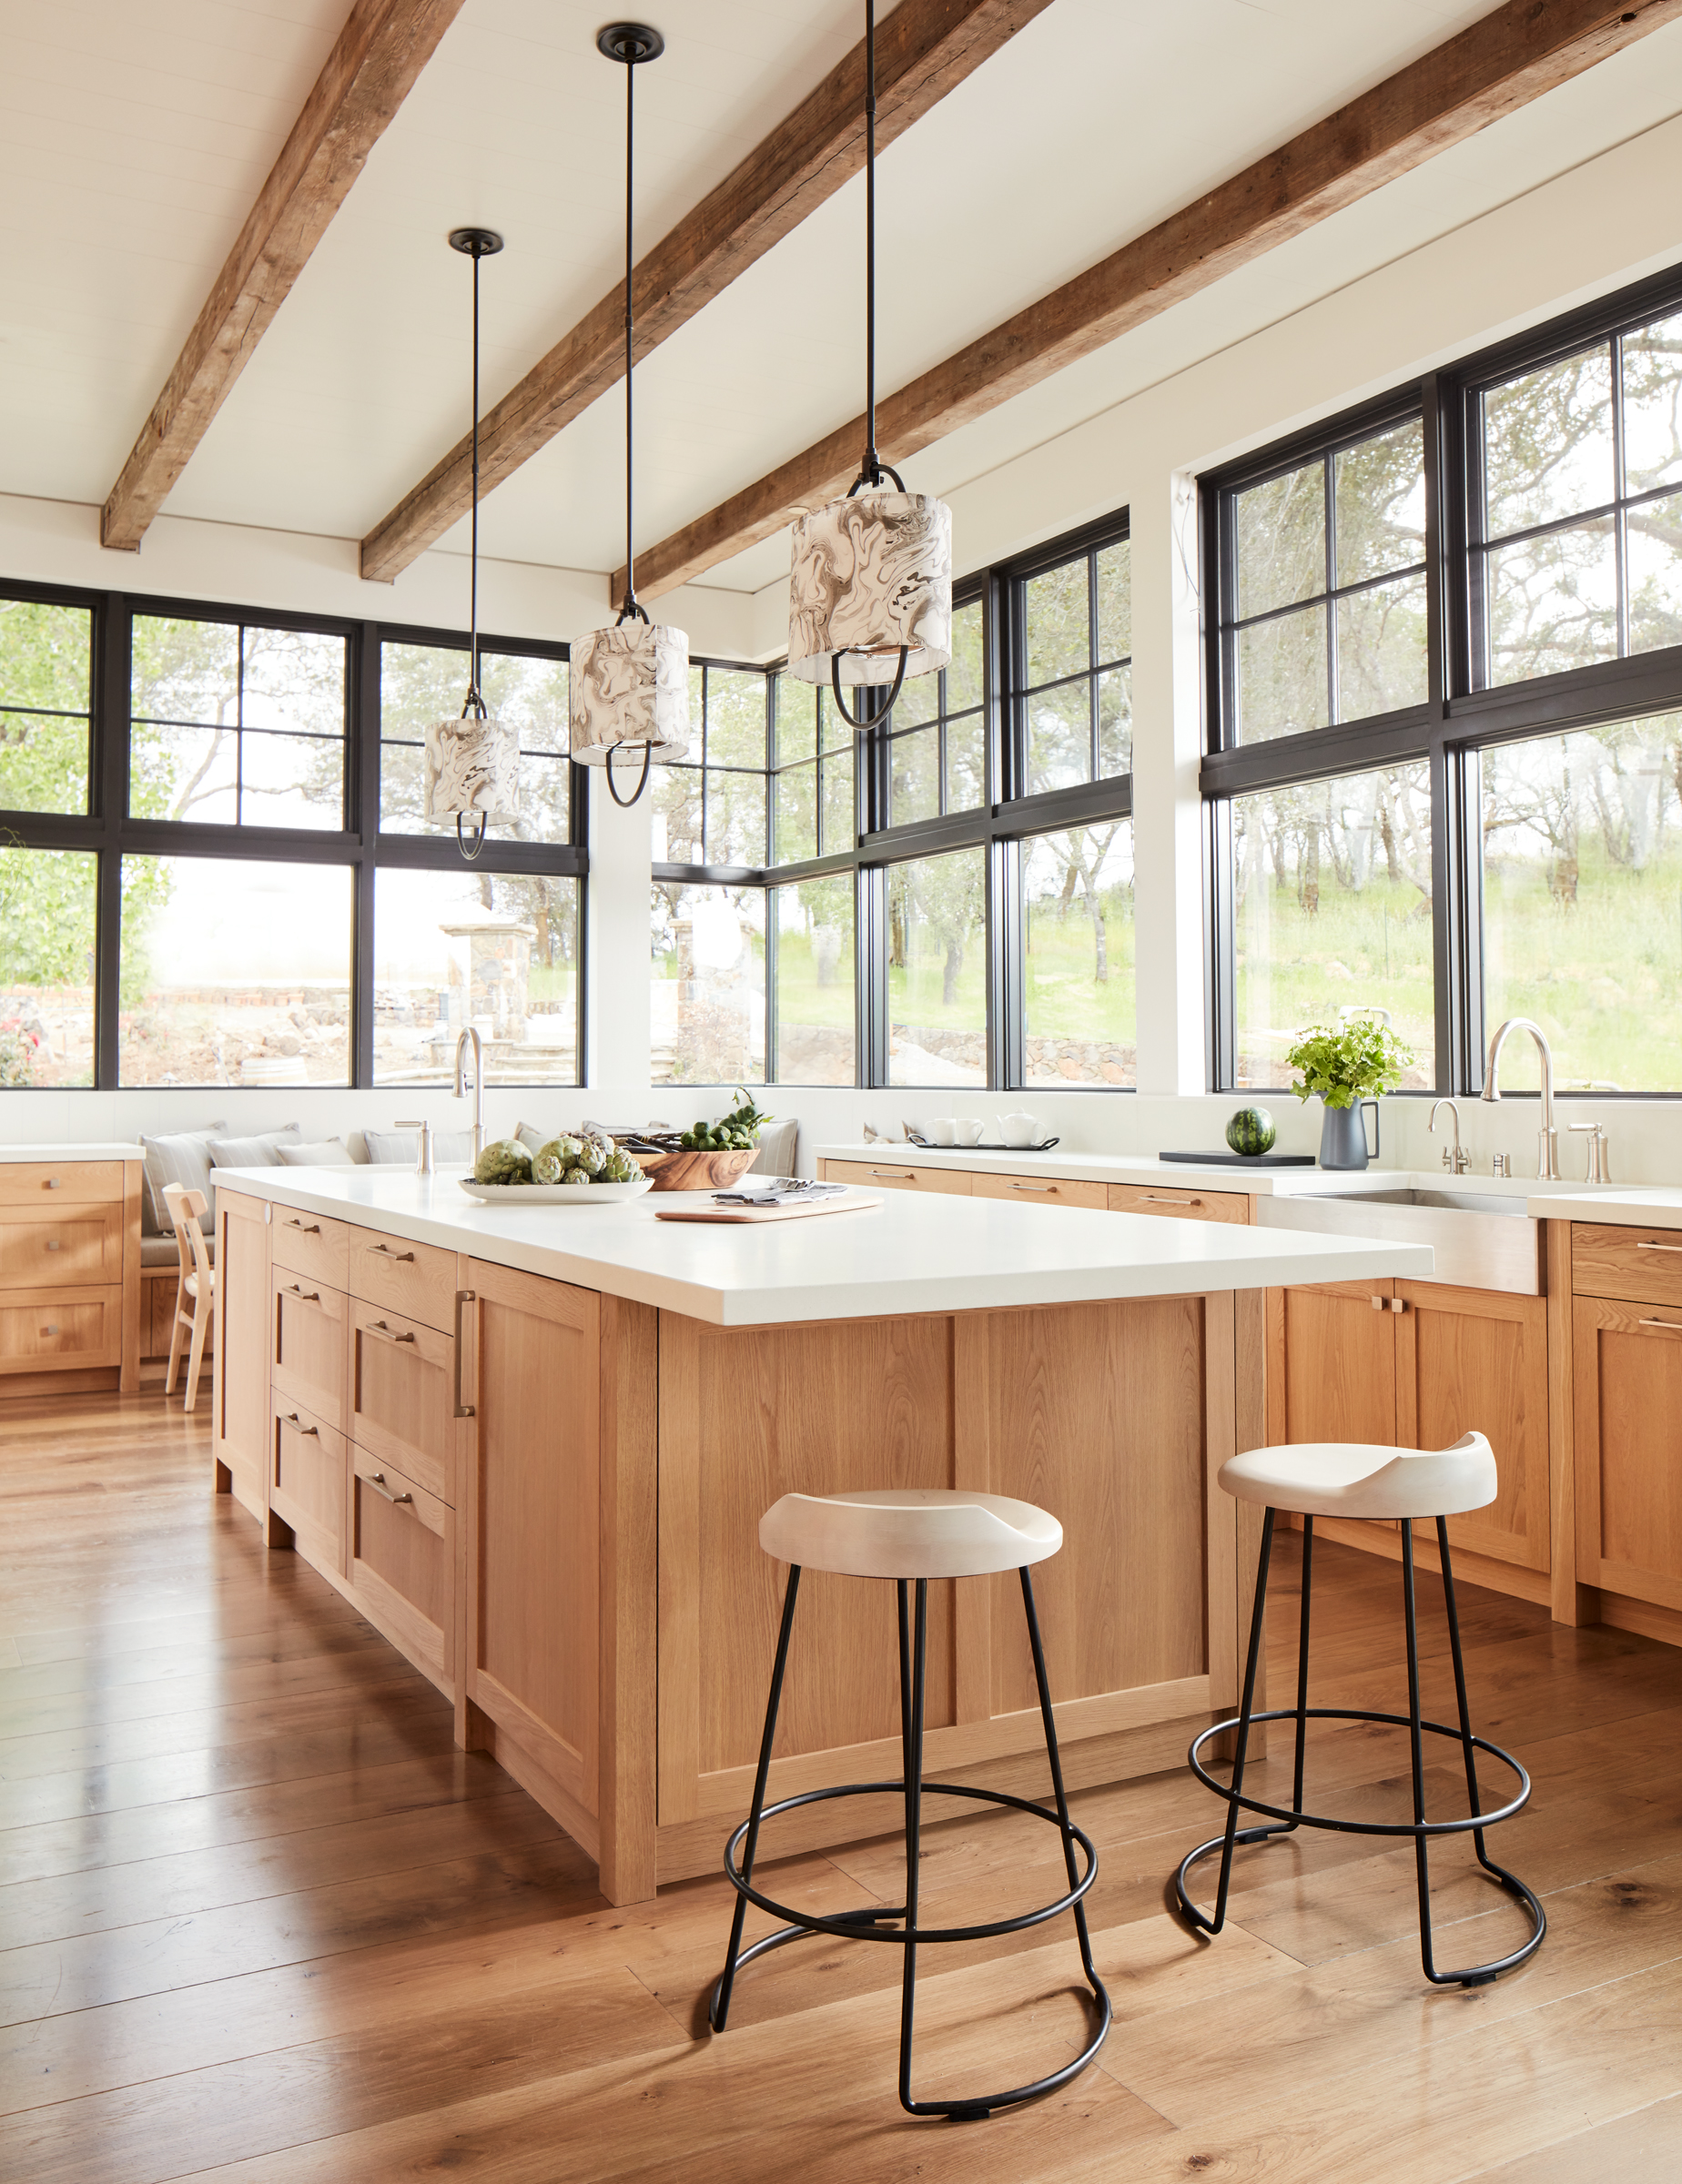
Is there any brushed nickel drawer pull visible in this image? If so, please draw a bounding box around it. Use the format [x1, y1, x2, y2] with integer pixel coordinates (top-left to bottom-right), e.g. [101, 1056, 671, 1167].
[365, 1320, 417, 1345]
[45, 1178, 61, 1188]
[45, 1239, 61, 1250]
[281, 1412, 320, 1438]
[366, 1242, 416, 1262]
[284, 1218, 321, 1234]
[283, 1284, 322, 1304]
[870, 1168, 914, 1178]
[453, 1289, 476, 1417]
[1009, 1182, 1056, 1192]
[1140, 1193, 1200, 1206]
[1637, 1317, 1682, 1332]
[364, 1471, 413, 1505]
[1636, 1240, 1682, 1253]
[41, 1324, 60, 1336]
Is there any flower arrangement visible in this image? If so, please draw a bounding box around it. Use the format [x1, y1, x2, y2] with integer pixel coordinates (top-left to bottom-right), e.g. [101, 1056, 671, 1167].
[1284, 1017, 1413, 1108]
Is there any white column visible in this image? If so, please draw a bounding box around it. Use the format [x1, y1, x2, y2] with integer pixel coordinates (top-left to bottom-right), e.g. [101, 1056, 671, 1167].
[585, 768, 652, 1091]
[1129, 465, 1207, 1096]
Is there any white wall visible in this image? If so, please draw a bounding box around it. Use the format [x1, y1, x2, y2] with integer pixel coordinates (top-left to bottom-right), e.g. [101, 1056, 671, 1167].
[8, 113, 1682, 1182]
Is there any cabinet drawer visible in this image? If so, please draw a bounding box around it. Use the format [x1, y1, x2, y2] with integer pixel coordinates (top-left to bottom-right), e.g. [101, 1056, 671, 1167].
[0, 1203, 124, 1287]
[271, 1269, 348, 1428]
[820, 1158, 971, 1195]
[270, 1399, 346, 1576]
[1573, 1223, 1682, 1308]
[0, 1161, 124, 1206]
[1108, 1182, 1251, 1224]
[350, 1226, 459, 1335]
[350, 1450, 454, 1686]
[0, 1286, 122, 1372]
[270, 1208, 351, 1292]
[972, 1172, 1107, 1209]
[349, 1298, 456, 1506]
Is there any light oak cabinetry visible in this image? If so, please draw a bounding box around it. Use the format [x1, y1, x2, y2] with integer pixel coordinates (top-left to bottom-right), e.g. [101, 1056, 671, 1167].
[0, 1157, 143, 1394]
[820, 1158, 971, 1195]
[350, 1449, 454, 1686]
[214, 1190, 271, 1521]
[347, 1298, 454, 1503]
[1571, 1224, 1682, 1625]
[271, 1268, 348, 1429]
[1267, 1276, 1550, 1591]
[269, 1398, 345, 1572]
[1108, 1182, 1250, 1224]
[971, 1171, 1108, 1208]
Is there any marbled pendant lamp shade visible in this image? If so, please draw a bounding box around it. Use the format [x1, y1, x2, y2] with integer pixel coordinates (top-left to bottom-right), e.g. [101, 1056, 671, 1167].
[569, 23, 689, 808]
[424, 228, 519, 862]
[786, 0, 952, 726]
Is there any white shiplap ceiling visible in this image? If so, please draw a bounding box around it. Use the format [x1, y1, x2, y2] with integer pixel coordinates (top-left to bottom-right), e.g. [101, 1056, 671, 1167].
[5, 0, 1682, 603]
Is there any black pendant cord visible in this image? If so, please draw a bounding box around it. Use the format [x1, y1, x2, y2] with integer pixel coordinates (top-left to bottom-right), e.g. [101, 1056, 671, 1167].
[464, 243, 487, 721]
[617, 46, 649, 630]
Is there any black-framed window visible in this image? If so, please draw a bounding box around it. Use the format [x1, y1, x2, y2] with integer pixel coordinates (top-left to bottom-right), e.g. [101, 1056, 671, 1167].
[1204, 256, 1682, 1099]
[651, 662, 774, 868]
[379, 639, 572, 844]
[651, 511, 1134, 1090]
[0, 583, 585, 1093]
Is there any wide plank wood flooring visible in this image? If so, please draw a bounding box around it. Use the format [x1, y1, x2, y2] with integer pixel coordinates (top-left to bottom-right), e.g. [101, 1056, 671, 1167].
[3, 1391, 1682, 2180]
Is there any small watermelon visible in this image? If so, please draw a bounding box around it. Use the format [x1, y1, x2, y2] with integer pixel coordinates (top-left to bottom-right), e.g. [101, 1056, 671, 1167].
[1225, 1106, 1277, 1157]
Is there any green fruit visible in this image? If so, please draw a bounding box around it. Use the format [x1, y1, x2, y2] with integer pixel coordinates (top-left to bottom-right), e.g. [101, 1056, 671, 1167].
[571, 1138, 606, 1176]
[474, 1140, 533, 1186]
[1225, 1106, 1277, 1158]
[560, 1167, 593, 1188]
[532, 1138, 575, 1185]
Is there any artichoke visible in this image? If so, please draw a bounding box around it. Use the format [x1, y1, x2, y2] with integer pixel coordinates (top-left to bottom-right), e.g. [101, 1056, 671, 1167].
[474, 1139, 533, 1186]
[571, 1136, 607, 1177]
[532, 1138, 577, 1185]
[602, 1149, 641, 1184]
[560, 1166, 594, 1188]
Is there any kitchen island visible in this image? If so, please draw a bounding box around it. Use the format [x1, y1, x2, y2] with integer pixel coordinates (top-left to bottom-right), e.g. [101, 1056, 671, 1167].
[210, 1165, 1431, 1905]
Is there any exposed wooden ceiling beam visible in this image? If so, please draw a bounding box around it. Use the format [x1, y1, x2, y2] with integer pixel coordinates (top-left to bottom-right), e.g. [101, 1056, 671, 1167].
[358, 0, 1055, 584]
[101, 0, 465, 553]
[623, 0, 1682, 602]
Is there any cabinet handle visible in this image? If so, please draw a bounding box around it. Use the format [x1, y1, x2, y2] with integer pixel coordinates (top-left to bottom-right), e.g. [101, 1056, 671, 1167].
[365, 1242, 415, 1263]
[45, 1178, 61, 1189]
[1009, 1182, 1056, 1193]
[364, 1320, 416, 1346]
[363, 1471, 413, 1505]
[453, 1289, 476, 1417]
[1392, 1297, 1407, 1314]
[45, 1239, 61, 1251]
[1636, 1240, 1682, 1254]
[870, 1168, 914, 1178]
[41, 1324, 60, 1336]
[1140, 1193, 1200, 1206]
[282, 1284, 322, 1305]
[1637, 1317, 1682, 1333]
[284, 1218, 321, 1234]
[1371, 1294, 1385, 1310]
[281, 1412, 320, 1438]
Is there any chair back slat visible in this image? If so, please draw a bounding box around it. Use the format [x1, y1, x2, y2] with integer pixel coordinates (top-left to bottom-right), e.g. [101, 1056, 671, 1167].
[161, 1183, 214, 1288]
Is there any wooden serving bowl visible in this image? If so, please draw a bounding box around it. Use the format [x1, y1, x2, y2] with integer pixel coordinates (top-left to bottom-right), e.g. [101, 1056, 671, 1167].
[635, 1146, 758, 1192]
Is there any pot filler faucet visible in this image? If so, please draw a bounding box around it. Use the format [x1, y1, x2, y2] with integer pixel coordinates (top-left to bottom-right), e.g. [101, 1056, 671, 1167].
[1479, 1017, 1559, 1180]
[455, 1026, 485, 1162]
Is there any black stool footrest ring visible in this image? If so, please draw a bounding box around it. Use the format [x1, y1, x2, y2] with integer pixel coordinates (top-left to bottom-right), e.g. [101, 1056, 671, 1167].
[710, 1777, 1112, 2116]
[1174, 1706, 1546, 1987]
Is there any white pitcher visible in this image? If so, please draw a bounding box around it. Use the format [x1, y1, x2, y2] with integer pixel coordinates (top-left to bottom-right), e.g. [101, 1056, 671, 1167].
[998, 1112, 1040, 1148]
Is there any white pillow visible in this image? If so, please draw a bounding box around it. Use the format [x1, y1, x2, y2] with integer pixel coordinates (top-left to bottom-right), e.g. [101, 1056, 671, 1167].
[277, 1139, 353, 1166]
[140, 1125, 227, 1236]
[208, 1126, 301, 1171]
[364, 1127, 477, 1164]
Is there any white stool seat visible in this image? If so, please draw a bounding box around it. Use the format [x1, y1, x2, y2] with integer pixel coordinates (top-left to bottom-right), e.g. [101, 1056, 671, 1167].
[1219, 1431, 1496, 1522]
[759, 1488, 1061, 1580]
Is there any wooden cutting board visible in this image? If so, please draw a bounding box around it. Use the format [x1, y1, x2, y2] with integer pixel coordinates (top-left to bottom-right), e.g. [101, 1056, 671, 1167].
[654, 1191, 883, 1225]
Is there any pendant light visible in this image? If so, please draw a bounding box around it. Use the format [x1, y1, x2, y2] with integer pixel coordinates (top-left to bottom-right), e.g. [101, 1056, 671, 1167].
[786, 0, 951, 728]
[425, 226, 519, 863]
[569, 21, 689, 809]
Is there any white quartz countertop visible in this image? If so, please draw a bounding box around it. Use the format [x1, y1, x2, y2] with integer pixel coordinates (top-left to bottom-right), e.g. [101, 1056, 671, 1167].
[0, 1143, 143, 1162]
[213, 1164, 1434, 1327]
[816, 1144, 1617, 1206]
[1525, 1187, 1682, 1229]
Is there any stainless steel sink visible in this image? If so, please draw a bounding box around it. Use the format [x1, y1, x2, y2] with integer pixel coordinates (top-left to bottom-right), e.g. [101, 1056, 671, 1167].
[1254, 1185, 1543, 1293]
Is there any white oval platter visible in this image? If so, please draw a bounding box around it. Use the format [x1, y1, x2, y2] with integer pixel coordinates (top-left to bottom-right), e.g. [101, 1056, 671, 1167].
[458, 1178, 654, 1206]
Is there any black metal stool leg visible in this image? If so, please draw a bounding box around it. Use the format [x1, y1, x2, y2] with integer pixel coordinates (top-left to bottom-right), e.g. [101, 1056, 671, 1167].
[897, 1579, 929, 2116]
[1292, 1516, 1314, 1817]
[1019, 1565, 1111, 2014]
[1400, 1519, 1442, 1981]
[710, 1564, 802, 2032]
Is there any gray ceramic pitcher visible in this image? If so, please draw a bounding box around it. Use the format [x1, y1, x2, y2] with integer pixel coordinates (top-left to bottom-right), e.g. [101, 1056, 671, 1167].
[1319, 1098, 1380, 1170]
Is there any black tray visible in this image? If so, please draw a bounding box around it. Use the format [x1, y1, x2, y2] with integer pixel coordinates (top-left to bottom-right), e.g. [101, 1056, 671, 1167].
[1159, 1149, 1315, 1168]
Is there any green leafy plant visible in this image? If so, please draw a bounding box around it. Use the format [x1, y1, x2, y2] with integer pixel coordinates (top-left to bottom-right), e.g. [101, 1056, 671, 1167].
[1284, 1017, 1413, 1108]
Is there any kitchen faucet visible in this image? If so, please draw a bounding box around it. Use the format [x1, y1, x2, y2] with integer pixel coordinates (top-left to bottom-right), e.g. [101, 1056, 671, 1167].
[455, 1026, 485, 1161]
[1479, 1018, 1559, 1180]
[1428, 1098, 1469, 1175]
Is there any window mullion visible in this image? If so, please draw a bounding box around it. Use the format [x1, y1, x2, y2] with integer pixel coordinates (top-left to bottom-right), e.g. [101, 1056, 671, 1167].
[94, 593, 129, 1090]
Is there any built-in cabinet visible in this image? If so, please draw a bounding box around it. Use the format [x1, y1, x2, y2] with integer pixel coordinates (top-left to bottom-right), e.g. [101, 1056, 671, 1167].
[1572, 1224, 1682, 1622]
[0, 1157, 144, 1395]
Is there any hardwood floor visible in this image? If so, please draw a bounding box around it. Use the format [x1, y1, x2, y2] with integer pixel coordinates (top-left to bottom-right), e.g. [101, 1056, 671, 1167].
[3, 1395, 1682, 2181]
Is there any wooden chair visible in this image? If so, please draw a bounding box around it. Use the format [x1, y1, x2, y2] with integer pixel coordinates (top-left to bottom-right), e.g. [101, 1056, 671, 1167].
[161, 1184, 216, 1411]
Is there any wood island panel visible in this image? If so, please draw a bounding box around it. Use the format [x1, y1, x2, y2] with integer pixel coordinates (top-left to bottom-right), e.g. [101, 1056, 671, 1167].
[1574, 1295, 1682, 1614]
[213, 1189, 270, 1521]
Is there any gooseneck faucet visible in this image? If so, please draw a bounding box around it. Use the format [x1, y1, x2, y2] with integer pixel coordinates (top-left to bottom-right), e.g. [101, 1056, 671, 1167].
[454, 1026, 485, 1162]
[1429, 1097, 1469, 1175]
[1480, 1018, 1559, 1180]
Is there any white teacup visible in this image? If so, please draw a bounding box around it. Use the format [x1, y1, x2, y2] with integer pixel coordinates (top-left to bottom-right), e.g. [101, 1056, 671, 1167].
[998, 1112, 1040, 1148]
[955, 1119, 985, 1146]
[926, 1119, 958, 1147]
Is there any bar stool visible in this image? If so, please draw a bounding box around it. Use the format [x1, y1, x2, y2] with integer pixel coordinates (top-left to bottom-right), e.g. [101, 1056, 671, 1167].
[1174, 1431, 1545, 1987]
[709, 1487, 1111, 2119]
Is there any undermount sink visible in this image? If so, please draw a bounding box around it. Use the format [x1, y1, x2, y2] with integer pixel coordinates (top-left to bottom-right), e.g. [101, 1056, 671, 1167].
[1255, 1183, 1543, 1294]
[1313, 1186, 1529, 1219]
